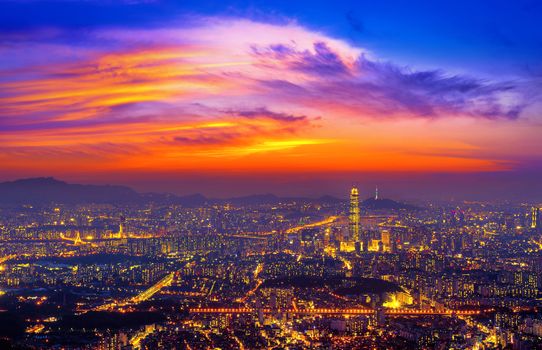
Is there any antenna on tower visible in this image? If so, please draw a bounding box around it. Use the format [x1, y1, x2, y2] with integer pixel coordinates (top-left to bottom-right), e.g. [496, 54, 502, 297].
[375, 186, 379, 200]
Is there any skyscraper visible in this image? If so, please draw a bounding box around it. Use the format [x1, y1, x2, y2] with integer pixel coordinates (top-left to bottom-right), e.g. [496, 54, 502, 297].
[349, 187, 360, 242]
[531, 207, 540, 231]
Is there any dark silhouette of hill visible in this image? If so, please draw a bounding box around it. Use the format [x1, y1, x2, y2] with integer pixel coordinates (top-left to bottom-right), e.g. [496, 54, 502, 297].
[0, 177, 343, 207]
[0, 177, 140, 205]
[217, 193, 280, 206]
[0, 177, 206, 206]
[361, 197, 418, 210]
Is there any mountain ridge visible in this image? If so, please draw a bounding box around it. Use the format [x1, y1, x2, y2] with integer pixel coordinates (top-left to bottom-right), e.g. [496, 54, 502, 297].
[0, 177, 344, 207]
[0, 177, 418, 209]
[361, 196, 419, 210]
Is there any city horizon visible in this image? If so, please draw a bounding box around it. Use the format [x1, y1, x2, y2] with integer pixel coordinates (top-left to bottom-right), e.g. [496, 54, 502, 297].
[1, 175, 540, 202]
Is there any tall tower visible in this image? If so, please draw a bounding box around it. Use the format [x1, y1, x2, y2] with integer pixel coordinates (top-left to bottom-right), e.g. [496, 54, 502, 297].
[117, 215, 127, 239]
[531, 207, 540, 231]
[349, 187, 360, 242]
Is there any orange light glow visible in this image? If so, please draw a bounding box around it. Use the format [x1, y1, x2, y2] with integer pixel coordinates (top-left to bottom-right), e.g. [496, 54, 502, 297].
[1, 20, 537, 184]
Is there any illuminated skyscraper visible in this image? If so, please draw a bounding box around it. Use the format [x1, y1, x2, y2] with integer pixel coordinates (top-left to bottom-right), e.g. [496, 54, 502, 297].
[119, 215, 126, 239]
[531, 207, 540, 231]
[349, 187, 360, 242]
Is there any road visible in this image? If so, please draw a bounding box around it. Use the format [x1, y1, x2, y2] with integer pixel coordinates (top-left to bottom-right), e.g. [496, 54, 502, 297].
[93, 271, 175, 311]
[189, 307, 483, 316]
[236, 262, 264, 303]
[285, 216, 339, 234]
[0, 254, 16, 264]
[131, 272, 175, 303]
[230, 215, 340, 237]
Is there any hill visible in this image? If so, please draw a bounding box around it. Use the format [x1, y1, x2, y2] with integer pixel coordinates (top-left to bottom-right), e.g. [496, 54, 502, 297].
[361, 197, 418, 210]
[0, 177, 140, 205]
[0, 177, 343, 207]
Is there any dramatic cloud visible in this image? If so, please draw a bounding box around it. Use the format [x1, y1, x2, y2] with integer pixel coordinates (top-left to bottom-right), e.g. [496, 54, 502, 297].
[252, 41, 526, 119]
[0, 17, 540, 175]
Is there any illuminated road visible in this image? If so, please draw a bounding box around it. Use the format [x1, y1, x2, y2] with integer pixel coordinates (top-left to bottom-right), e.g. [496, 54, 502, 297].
[232, 334, 245, 350]
[285, 216, 339, 234]
[530, 238, 542, 250]
[130, 326, 157, 349]
[131, 272, 175, 303]
[230, 215, 340, 237]
[337, 255, 352, 270]
[93, 272, 175, 311]
[57, 233, 159, 245]
[0, 254, 16, 264]
[189, 307, 483, 316]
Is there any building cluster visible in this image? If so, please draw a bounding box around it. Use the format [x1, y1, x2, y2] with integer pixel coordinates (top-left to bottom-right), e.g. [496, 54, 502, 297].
[0, 188, 541, 349]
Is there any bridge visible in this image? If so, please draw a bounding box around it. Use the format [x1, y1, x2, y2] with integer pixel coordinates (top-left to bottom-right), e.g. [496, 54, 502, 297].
[59, 231, 85, 245]
[189, 307, 482, 316]
[131, 272, 175, 303]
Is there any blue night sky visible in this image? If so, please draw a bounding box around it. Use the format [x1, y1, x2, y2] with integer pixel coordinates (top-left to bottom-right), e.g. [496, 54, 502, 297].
[2, 0, 541, 71]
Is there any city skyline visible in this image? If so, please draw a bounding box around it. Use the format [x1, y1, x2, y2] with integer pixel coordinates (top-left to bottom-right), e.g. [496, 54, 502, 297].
[1, 1, 541, 199]
[1, 182, 541, 349]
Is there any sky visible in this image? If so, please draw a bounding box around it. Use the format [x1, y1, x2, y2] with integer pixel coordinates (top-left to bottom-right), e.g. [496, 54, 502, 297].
[1, 0, 541, 200]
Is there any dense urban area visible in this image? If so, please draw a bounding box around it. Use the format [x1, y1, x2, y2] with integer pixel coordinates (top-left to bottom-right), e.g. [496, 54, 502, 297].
[1, 179, 541, 349]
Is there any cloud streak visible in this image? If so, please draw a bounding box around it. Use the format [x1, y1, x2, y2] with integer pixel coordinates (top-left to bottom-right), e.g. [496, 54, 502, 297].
[252, 41, 526, 119]
[0, 17, 540, 175]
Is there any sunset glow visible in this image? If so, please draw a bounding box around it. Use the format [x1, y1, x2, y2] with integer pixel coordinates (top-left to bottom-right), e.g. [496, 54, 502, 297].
[1, 2, 541, 198]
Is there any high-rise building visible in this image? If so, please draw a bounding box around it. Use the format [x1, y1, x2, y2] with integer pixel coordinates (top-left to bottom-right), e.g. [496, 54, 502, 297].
[531, 207, 540, 231]
[349, 187, 360, 242]
[381, 230, 390, 248]
[119, 215, 126, 239]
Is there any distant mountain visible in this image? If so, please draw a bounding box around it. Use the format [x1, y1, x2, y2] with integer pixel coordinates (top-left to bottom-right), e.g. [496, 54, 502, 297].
[0, 177, 204, 206]
[214, 194, 342, 206]
[0, 177, 141, 205]
[0, 177, 343, 207]
[175, 193, 208, 206]
[317, 195, 343, 204]
[217, 193, 280, 206]
[140, 192, 207, 207]
[361, 197, 418, 210]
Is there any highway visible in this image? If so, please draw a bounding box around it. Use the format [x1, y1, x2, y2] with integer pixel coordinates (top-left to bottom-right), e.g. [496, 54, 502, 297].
[285, 216, 339, 234]
[131, 272, 175, 303]
[230, 215, 340, 237]
[59, 232, 158, 245]
[93, 271, 175, 311]
[0, 254, 16, 264]
[189, 307, 483, 316]
[236, 262, 264, 303]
